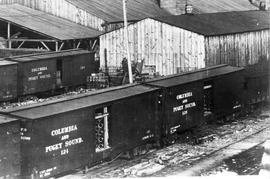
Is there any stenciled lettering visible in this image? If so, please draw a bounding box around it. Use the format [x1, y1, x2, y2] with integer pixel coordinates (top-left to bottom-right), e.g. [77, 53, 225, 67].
[45, 143, 63, 153]
[64, 137, 83, 147]
[40, 74, 51, 79]
[31, 66, 48, 72]
[173, 105, 183, 112]
[51, 125, 78, 136]
[185, 102, 196, 109]
[176, 92, 193, 100]
[28, 76, 38, 81]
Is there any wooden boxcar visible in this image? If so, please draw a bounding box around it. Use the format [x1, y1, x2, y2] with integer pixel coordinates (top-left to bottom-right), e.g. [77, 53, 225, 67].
[0, 114, 20, 178]
[60, 50, 96, 87]
[203, 65, 245, 117]
[0, 60, 18, 101]
[5, 49, 96, 96]
[7, 53, 57, 96]
[145, 65, 244, 142]
[243, 59, 270, 104]
[3, 84, 159, 178]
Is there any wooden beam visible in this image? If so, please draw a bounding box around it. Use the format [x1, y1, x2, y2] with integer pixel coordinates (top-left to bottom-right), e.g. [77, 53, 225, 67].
[17, 41, 25, 49]
[40, 41, 50, 51]
[9, 38, 56, 42]
[59, 42, 64, 51]
[76, 41, 81, 49]
[91, 40, 97, 50]
[7, 22, 11, 49]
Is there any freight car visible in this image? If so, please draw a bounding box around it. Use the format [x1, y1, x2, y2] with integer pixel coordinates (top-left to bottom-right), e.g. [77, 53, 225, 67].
[242, 58, 270, 106]
[0, 60, 18, 101]
[0, 114, 20, 178]
[0, 65, 244, 178]
[145, 64, 244, 144]
[2, 84, 160, 178]
[0, 49, 97, 102]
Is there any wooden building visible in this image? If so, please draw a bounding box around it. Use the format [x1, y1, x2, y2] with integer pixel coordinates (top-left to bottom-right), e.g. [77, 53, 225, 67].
[0, 0, 259, 31]
[0, 4, 101, 51]
[99, 10, 270, 76]
[0, 0, 170, 31]
[158, 0, 258, 15]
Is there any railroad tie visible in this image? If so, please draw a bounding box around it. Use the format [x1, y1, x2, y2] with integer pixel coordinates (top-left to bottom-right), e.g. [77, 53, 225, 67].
[259, 140, 270, 177]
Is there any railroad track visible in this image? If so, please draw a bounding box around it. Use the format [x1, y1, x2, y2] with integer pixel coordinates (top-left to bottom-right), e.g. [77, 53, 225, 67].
[158, 126, 269, 177]
[61, 113, 270, 178]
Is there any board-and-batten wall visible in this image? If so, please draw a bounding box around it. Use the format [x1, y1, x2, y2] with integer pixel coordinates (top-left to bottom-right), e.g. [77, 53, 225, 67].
[205, 30, 270, 67]
[100, 18, 206, 76]
[0, 0, 105, 31]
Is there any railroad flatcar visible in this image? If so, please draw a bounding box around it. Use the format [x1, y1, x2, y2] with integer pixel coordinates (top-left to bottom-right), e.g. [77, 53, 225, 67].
[0, 114, 20, 178]
[2, 84, 160, 178]
[145, 65, 244, 144]
[0, 49, 97, 101]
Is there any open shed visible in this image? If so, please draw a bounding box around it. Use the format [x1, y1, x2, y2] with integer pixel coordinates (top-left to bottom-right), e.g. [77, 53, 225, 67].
[0, 4, 102, 51]
[100, 10, 270, 76]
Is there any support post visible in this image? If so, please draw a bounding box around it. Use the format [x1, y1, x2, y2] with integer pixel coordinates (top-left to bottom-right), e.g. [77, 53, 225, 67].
[7, 22, 11, 49]
[123, 0, 133, 83]
[55, 41, 59, 51]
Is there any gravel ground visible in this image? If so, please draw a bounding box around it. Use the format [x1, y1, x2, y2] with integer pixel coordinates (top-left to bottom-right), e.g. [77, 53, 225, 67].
[200, 145, 264, 176]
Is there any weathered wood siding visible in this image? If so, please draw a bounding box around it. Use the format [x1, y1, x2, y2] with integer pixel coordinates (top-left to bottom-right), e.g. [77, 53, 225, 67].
[0, 0, 105, 31]
[205, 30, 270, 67]
[100, 18, 205, 76]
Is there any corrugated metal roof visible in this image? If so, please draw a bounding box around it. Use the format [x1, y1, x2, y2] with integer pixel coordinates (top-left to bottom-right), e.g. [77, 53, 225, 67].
[5, 84, 159, 119]
[153, 10, 270, 36]
[6, 49, 90, 62]
[66, 0, 170, 22]
[189, 0, 258, 13]
[0, 4, 102, 40]
[146, 65, 244, 88]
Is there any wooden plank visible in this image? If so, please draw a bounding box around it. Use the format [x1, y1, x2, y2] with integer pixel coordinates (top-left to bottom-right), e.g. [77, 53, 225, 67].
[173, 26, 180, 73]
[180, 28, 184, 72]
[162, 23, 167, 75]
[157, 20, 162, 75]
